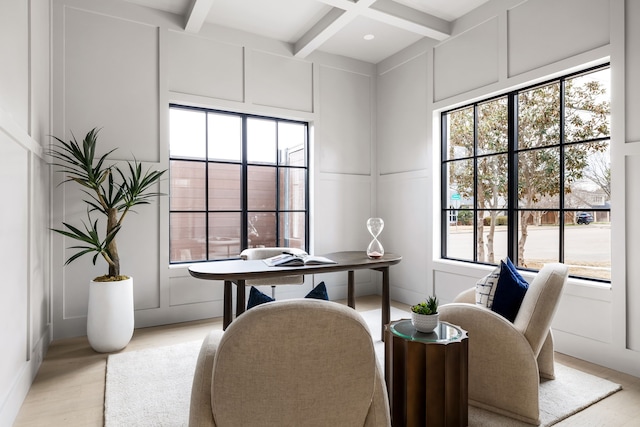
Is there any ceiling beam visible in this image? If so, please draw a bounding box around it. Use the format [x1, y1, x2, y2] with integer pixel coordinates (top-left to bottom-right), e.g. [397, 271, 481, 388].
[366, 0, 450, 40]
[294, 8, 348, 58]
[295, 0, 450, 58]
[313, 0, 359, 8]
[184, 0, 215, 33]
[294, 0, 377, 58]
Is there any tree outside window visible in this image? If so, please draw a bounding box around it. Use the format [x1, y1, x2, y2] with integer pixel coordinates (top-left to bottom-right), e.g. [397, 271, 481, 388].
[442, 66, 611, 281]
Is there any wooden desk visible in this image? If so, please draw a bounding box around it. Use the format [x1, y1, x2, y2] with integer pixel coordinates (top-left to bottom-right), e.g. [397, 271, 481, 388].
[188, 251, 401, 339]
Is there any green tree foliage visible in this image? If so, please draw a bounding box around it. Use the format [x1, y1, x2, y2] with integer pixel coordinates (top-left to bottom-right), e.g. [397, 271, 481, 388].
[448, 98, 509, 263]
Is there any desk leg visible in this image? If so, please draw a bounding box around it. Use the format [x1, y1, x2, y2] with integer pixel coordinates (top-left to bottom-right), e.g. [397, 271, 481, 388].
[223, 281, 232, 330]
[380, 266, 390, 342]
[236, 280, 246, 318]
[347, 270, 355, 309]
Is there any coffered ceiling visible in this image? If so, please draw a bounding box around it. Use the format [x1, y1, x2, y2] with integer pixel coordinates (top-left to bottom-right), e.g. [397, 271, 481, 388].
[122, 0, 489, 63]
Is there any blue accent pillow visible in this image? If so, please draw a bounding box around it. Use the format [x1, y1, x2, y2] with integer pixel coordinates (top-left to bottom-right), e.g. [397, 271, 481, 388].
[246, 282, 329, 310]
[247, 286, 275, 309]
[491, 258, 529, 322]
[305, 281, 329, 300]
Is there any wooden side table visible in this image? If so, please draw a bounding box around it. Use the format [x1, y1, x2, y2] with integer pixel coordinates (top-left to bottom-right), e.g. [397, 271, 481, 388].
[385, 319, 468, 427]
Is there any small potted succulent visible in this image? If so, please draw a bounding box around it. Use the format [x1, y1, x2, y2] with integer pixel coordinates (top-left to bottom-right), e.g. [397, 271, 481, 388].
[411, 296, 439, 333]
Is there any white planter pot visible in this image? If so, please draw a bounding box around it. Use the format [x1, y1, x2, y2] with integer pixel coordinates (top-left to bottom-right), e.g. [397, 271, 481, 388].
[87, 277, 134, 353]
[411, 312, 439, 333]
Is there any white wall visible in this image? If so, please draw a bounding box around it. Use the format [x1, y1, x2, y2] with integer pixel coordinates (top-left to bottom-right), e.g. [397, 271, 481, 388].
[621, 0, 640, 354]
[376, 0, 640, 377]
[0, 1, 51, 426]
[5, 0, 638, 423]
[50, 0, 380, 339]
[376, 43, 434, 304]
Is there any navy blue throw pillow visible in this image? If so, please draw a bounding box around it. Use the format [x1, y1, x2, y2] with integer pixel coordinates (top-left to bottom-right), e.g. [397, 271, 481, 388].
[491, 258, 529, 322]
[305, 282, 329, 300]
[247, 286, 275, 310]
[246, 282, 329, 310]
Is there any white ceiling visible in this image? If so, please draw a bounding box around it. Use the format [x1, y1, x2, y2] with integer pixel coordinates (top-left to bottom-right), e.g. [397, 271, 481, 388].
[122, 0, 489, 63]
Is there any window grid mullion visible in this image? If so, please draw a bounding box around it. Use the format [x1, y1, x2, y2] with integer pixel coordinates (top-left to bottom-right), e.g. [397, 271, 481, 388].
[559, 78, 566, 264]
[473, 104, 479, 263]
[440, 113, 449, 259]
[507, 92, 518, 263]
[304, 125, 310, 254]
[275, 121, 281, 246]
[241, 117, 248, 251]
[205, 115, 210, 260]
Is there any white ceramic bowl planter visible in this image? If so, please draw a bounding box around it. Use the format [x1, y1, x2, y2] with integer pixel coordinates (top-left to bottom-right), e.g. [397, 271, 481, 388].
[411, 311, 439, 333]
[87, 277, 134, 353]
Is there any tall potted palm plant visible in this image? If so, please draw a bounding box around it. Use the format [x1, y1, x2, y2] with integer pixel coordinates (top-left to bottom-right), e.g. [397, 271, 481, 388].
[50, 128, 166, 352]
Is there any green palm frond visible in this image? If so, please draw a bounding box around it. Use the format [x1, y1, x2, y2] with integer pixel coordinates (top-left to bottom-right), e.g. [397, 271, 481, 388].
[114, 159, 166, 224]
[49, 129, 116, 192]
[51, 211, 121, 267]
[101, 169, 126, 209]
[49, 127, 166, 277]
[118, 159, 166, 207]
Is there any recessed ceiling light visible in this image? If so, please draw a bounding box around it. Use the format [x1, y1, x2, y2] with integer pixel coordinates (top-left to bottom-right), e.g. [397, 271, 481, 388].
[363, 34, 375, 41]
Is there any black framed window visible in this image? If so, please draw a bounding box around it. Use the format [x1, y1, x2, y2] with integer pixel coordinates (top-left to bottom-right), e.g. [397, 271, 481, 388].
[441, 65, 611, 281]
[169, 105, 309, 263]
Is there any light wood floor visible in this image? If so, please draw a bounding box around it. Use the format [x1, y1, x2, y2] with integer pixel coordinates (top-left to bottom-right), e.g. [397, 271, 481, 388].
[13, 296, 640, 426]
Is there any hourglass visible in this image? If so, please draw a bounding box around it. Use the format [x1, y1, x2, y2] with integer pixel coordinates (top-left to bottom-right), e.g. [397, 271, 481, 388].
[366, 218, 384, 259]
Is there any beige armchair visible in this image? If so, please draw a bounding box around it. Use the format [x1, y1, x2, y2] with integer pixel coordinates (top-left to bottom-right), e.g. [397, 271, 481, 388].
[439, 262, 569, 425]
[240, 247, 307, 298]
[189, 299, 391, 427]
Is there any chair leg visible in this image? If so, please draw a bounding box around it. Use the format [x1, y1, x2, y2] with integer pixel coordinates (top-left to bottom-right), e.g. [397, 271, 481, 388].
[271, 285, 276, 299]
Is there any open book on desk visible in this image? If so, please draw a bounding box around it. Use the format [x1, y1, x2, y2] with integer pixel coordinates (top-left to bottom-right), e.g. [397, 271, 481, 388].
[262, 253, 337, 267]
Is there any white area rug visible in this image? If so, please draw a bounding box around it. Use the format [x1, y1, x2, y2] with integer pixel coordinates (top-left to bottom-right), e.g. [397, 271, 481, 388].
[105, 308, 621, 427]
[104, 340, 202, 427]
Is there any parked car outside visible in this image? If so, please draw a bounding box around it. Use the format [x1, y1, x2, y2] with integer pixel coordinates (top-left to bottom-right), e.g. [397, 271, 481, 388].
[577, 212, 594, 225]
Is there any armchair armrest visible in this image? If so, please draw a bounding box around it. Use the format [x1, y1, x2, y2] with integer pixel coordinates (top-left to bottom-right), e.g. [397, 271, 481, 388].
[439, 303, 541, 424]
[453, 287, 475, 304]
[365, 359, 392, 427]
[189, 330, 224, 427]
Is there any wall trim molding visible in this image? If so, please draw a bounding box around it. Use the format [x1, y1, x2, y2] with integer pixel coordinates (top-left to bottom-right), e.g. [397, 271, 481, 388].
[0, 107, 43, 158]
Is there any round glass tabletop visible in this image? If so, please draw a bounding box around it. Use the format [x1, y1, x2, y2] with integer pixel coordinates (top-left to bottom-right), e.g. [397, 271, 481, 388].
[390, 319, 463, 343]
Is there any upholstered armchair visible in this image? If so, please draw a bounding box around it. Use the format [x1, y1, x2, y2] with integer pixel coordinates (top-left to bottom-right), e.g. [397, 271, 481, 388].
[439, 262, 569, 425]
[189, 299, 391, 427]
